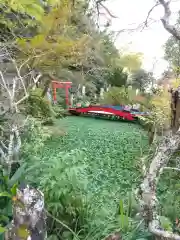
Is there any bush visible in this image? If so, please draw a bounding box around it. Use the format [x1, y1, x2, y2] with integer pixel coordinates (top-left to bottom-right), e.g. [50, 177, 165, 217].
[139, 90, 171, 134]
[102, 87, 131, 105]
[151, 90, 171, 131]
[26, 88, 51, 117]
[24, 149, 89, 239]
[21, 119, 87, 238]
[21, 118, 51, 158]
[102, 86, 144, 106]
[107, 67, 128, 87]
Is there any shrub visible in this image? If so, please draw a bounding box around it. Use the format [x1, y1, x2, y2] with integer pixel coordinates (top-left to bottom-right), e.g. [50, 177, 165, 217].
[102, 87, 133, 105]
[21, 118, 51, 158]
[26, 88, 61, 124]
[24, 149, 89, 238]
[151, 90, 171, 131]
[102, 86, 147, 108]
[139, 90, 171, 134]
[107, 67, 128, 87]
[26, 88, 51, 117]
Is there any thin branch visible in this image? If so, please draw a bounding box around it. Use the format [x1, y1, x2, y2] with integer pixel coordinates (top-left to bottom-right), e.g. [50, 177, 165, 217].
[98, 2, 117, 18]
[144, 2, 160, 27]
[0, 147, 6, 163]
[14, 74, 42, 106]
[1, 141, 8, 150]
[0, 71, 13, 102]
[13, 60, 28, 96]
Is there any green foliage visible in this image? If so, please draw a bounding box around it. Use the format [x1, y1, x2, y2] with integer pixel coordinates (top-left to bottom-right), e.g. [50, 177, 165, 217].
[0, 0, 47, 42]
[119, 197, 131, 232]
[22, 116, 149, 239]
[118, 53, 143, 73]
[0, 163, 26, 233]
[159, 216, 173, 231]
[164, 12, 180, 70]
[102, 86, 137, 105]
[139, 89, 171, 133]
[27, 88, 51, 118]
[0, 0, 67, 41]
[107, 67, 128, 87]
[164, 36, 180, 69]
[16, 1, 90, 73]
[26, 88, 64, 123]
[0, 0, 145, 105]
[130, 69, 154, 91]
[21, 118, 51, 157]
[25, 150, 88, 235]
[158, 167, 180, 224]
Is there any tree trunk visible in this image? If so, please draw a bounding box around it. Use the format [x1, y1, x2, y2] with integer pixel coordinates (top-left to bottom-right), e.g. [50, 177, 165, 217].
[6, 184, 46, 240]
[137, 87, 180, 240]
[171, 88, 180, 133]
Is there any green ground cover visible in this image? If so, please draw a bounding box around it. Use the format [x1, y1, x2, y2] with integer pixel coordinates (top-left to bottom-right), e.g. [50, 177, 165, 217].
[24, 116, 149, 239]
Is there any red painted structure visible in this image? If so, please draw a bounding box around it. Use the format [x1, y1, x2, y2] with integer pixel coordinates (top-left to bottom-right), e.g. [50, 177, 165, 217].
[69, 105, 149, 121]
[52, 81, 72, 106]
[69, 106, 133, 120]
[51, 81, 149, 122]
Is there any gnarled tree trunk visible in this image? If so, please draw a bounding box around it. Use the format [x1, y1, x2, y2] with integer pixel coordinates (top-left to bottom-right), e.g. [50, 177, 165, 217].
[6, 185, 46, 240]
[138, 87, 180, 240]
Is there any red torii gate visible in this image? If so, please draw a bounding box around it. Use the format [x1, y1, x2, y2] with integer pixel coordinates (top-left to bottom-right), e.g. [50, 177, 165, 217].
[52, 81, 72, 106]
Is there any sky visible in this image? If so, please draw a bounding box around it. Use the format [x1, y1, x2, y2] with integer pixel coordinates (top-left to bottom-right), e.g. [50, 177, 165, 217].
[99, 0, 180, 78]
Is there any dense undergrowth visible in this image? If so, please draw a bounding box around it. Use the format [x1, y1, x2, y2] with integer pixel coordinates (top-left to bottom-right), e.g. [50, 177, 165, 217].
[22, 117, 150, 239]
[157, 160, 180, 233]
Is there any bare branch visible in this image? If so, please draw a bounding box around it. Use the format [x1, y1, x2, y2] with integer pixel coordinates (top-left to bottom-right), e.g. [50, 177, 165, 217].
[98, 2, 117, 18]
[0, 71, 13, 103]
[14, 73, 42, 106]
[149, 220, 180, 240]
[144, 2, 160, 27]
[13, 60, 28, 96]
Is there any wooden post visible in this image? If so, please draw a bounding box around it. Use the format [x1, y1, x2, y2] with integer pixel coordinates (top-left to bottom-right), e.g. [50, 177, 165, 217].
[170, 87, 180, 133]
[51, 81, 72, 107]
[65, 85, 69, 107]
[52, 82, 57, 103]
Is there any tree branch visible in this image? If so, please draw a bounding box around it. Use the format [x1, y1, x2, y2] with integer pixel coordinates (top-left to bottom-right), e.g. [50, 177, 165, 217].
[159, 0, 180, 40]
[149, 220, 180, 240]
[144, 2, 160, 27]
[98, 2, 117, 18]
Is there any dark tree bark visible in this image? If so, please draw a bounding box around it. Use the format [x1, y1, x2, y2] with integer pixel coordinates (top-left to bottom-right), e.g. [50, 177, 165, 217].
[170, 88, 180, 133]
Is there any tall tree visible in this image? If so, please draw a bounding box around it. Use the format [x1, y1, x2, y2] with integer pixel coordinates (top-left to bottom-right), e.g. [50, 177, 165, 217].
[118, 52, 143, 73]
[106, 67, 128, 87]
[137, 2, 180, 240]
[130, 68, 153, 91]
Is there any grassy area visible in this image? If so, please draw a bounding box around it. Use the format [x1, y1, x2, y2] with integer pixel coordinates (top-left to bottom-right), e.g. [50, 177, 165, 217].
[24, 116, 149, 239]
